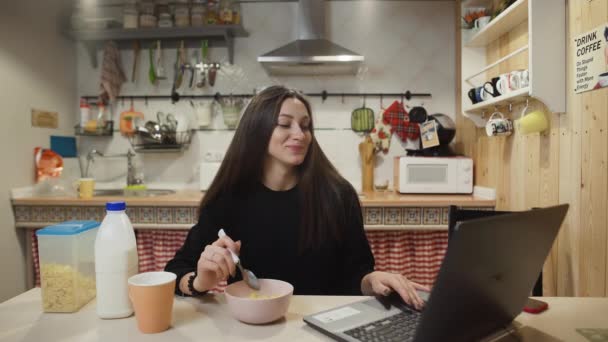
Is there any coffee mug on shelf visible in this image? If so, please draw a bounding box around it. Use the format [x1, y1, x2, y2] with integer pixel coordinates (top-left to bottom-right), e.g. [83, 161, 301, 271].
[483, 77, 501, 97]
[508, 69, 529, 91]
[519, 69, 530, 88]
[468, 88, 478, 104]
[496, 73, 511, 95]
[485, 112, 513, 137]
[474, 16, 491, 29]
[598, 72, 608, 87]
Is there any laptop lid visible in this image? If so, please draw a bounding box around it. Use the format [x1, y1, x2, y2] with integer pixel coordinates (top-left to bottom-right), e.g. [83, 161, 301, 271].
[412, 204, 569, 342]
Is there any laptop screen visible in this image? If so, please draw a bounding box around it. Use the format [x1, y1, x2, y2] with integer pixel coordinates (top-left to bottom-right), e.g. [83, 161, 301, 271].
[413, 204, 568, 341]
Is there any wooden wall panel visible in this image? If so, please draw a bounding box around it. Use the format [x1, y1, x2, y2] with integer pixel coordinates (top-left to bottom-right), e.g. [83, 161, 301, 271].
[457, 0, 608, 296]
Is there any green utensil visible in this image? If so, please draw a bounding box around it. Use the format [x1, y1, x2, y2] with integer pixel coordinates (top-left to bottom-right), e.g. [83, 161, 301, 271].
[148, 45, 156, 84]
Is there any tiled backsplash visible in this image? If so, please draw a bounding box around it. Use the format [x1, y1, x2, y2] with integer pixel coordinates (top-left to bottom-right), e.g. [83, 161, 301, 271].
[77, 1, 456, 191]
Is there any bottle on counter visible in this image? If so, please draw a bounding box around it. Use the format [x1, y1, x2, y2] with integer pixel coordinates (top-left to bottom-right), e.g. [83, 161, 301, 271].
[79, 98, 90, 129]
[95, 201, 139, 319]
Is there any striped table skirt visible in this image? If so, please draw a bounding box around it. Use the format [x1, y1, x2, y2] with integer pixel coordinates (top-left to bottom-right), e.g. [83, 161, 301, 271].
[31, 229, 448, 290]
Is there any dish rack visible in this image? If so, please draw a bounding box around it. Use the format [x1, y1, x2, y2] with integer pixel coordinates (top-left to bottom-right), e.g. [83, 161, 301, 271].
[74, 120, 114, 136]
[128, 130, 194, 153]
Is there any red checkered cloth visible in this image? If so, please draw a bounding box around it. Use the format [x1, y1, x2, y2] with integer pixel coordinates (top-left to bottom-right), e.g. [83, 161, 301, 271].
[382, 101, 420, 141]
[366, 230, 448, 288]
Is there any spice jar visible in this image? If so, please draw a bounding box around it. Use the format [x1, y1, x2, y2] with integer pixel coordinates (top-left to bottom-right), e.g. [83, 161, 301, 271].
[206, 0, 220, 25]
[174, 0, 190, 27]
[219, 0, 233, 24]
[156, 0, 170, 17]
[123, 3, 139, 28]
[231, 0, 241, 24]
[191, 0, 206, 27]
[158, 13, 173, 27]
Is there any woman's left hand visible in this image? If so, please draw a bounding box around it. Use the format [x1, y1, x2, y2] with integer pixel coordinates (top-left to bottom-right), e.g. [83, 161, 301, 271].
[361, 271, 430, 310]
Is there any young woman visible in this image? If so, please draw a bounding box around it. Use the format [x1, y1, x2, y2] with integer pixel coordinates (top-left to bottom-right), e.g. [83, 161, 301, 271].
[165, 86, 428, 309]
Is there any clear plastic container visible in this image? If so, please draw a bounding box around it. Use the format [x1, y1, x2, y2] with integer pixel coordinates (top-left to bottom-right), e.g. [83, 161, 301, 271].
[36, 221, 99, 313]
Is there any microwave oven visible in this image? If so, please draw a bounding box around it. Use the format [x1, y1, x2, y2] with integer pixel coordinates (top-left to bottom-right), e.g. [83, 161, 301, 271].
[393, 156, 473, 194]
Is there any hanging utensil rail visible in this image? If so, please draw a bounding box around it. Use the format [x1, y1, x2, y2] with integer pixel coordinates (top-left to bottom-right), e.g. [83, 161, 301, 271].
[82, 90, 432, 104]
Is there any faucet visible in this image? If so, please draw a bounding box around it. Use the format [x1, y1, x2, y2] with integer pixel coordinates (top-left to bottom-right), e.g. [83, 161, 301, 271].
[84, 149, 143, 186]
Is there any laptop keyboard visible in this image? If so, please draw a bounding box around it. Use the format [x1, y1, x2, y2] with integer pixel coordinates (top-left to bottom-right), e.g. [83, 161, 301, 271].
[343, 309, 421, 342]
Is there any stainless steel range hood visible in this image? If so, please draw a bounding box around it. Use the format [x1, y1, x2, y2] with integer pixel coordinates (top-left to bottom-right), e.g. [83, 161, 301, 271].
[258, 0, 364, 75]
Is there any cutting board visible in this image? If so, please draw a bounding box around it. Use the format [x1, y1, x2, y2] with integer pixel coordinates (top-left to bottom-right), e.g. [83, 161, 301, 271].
[359, 136, 375, 193]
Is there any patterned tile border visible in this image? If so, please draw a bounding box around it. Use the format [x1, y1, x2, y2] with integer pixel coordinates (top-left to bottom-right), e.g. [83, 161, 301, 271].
[364, 207, 383, 225]
[423, 208, 441, 225]
[404, 208, 422, 225]
[384, 208, 402, 225]
[14, 205, 493, 228]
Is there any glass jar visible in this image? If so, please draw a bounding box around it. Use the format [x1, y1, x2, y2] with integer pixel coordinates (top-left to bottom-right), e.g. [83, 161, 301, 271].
[139, 14, 157, 28]
[156, 0, 170, 17]
[231, 0, 241, 25]
[191, 0, 206, 27]
[206, 0, 219, 25]
[219, 0, 233, 24]
[174, 2, 190, 27]
[158, 13, 173, 27]
[123, 4, 139, 29]
[140, 1, 155, 15]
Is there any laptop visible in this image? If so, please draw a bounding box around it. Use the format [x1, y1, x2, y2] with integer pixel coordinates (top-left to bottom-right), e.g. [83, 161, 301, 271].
[303, 204, 569, 342]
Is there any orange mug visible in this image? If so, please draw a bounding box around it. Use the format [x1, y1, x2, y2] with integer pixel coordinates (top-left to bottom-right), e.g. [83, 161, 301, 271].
[128, 272, 176, 334]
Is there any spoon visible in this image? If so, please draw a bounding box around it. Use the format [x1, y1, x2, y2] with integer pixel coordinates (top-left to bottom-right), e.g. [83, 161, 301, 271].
[218, 229, 260, 290]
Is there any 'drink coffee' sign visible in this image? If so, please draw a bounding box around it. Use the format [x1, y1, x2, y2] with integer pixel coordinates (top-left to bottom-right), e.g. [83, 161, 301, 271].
[574, 23, 608, 94]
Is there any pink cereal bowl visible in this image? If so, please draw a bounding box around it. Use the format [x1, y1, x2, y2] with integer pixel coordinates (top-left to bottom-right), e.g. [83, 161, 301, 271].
[224, 278, 294, 324]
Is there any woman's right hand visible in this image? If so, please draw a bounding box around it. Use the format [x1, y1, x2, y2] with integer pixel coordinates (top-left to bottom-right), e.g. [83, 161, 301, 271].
[193, 235, 241, 292]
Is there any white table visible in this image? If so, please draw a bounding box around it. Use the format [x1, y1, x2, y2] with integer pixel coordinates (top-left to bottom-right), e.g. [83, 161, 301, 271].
[1, 289, 606, 341]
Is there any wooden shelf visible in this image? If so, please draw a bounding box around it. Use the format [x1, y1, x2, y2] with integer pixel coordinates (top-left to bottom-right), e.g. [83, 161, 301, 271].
[67, 25, 248, 41]
[66, 25, 249, 67]
[465, 0, 528, 48]
[460, 0, 566, 127]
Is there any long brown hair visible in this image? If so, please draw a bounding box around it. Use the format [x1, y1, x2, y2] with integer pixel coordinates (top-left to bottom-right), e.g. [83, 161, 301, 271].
[200, 85, 355, 251]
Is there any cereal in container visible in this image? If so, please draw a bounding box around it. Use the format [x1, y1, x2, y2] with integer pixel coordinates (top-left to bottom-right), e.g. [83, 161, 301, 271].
[36, 221, 99, 313]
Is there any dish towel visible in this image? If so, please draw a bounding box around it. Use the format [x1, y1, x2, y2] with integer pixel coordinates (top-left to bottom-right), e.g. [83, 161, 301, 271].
[100, 41, 126, 102]
[370, 116, 392, 154]
[382, 100, 421, 142]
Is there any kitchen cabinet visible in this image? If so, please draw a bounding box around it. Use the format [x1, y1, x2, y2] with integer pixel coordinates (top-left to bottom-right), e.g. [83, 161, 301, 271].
[461, 0, 566, 127]
[67, 25, 249, 67]
[12, 191, 495, 289]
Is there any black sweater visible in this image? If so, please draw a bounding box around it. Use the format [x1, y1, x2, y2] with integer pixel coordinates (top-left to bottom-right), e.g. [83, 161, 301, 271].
[165, 182, 375, 295]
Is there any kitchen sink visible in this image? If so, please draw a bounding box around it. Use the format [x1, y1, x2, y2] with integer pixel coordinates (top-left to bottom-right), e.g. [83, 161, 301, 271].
[93, 189, 176, 197]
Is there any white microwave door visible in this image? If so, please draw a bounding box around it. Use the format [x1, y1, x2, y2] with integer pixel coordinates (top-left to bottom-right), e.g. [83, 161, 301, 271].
[403, 163, 456, 193]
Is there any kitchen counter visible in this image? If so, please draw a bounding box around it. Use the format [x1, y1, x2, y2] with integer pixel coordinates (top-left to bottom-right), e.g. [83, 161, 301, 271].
[11, 189, 495, 207]
[11, 189, 495, 290]
[1, 288, 606, 342]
